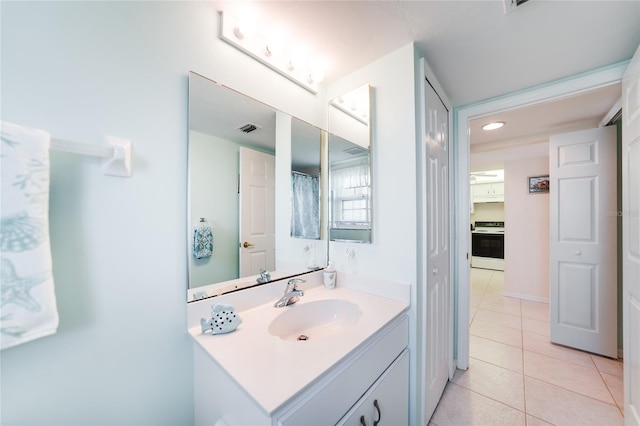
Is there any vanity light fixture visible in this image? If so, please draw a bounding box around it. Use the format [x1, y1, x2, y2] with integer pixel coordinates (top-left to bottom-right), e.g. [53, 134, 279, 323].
[482, 121, 506, 131]
[330, 85, 370, 125]
[220, 11, 324, 94]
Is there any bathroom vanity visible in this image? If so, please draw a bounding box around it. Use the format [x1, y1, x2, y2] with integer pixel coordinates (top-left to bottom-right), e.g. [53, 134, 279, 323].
[188, 270, 410, 425]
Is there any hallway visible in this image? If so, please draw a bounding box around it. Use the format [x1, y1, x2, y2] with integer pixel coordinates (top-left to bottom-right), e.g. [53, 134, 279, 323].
[430, 268, 624, 425]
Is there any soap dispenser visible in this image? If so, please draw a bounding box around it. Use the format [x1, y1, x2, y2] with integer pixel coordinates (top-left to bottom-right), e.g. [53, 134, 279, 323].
[323, 262, 336, 289]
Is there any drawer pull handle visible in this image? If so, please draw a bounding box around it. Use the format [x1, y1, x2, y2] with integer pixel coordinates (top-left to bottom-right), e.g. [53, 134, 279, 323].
[373, 399, 381, 426]
[360, 415, 367, 426]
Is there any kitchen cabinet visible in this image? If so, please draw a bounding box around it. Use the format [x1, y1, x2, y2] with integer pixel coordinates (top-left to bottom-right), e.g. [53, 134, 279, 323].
[472, 181, 504, 202]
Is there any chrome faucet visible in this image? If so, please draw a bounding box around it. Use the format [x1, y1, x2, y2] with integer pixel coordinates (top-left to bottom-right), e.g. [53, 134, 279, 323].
[257, 269, 271, 284]
[274, 278, 305, 308]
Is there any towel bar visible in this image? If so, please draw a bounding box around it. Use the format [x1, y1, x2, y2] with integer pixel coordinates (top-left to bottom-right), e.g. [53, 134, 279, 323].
[50, 136, 132, 177]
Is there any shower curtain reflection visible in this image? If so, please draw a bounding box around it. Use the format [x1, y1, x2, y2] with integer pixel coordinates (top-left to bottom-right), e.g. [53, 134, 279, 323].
[291, 171, 320, 239]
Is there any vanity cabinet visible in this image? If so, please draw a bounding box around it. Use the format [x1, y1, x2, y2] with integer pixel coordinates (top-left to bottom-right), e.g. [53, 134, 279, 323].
[337, 350, 409, 426]
[193, 314, 409, 426]
[472, 181, 504, 203]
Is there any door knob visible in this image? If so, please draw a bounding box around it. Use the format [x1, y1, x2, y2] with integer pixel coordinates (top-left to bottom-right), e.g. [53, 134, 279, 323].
[433, 267, 439, 275]
[243, 242, 255, 248]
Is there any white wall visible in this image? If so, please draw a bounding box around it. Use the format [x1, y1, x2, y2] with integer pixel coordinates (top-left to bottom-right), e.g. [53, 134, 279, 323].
[0, 2, 325, 424]
[326, 43, 421, 424]
[327, 44, 417, 283]
[504, 157, 550, 301]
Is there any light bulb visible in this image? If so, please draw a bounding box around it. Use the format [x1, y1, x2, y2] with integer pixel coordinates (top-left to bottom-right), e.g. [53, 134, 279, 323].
[309, 61, 325, 83]
[288, 45, 307, 71]
[234, 13, 257, 39]
[265, 31, 285, 57]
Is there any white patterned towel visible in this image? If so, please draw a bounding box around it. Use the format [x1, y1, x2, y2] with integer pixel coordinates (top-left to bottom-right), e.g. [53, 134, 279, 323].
[1, 121, 59, 350]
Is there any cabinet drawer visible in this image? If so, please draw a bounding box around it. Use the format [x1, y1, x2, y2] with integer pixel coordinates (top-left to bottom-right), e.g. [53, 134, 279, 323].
[275, 315, 409, 426]
[337, 349, 409, 426]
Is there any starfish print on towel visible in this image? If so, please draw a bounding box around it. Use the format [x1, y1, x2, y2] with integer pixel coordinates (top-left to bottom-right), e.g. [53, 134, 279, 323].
[0, 258, 49, 312]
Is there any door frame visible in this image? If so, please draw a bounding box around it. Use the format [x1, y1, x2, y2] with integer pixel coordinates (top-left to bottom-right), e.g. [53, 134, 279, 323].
[454, 61, 628, 370]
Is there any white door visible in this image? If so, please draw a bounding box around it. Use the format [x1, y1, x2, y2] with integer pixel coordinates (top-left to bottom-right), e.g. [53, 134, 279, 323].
[622, 44, 640, 426]
[549, 126, 617, 358]
[239, 147, 275, 277]
[421, 69, 450, 422]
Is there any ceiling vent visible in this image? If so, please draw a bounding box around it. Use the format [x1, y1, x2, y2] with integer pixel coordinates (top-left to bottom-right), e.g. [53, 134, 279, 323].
[235, 122, 261, 133]
[503, 0, 530, 14]
[344, 146, 367, 155]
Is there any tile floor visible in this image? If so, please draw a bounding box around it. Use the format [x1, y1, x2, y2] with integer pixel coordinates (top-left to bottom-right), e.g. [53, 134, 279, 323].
[429, 268, 624, 426]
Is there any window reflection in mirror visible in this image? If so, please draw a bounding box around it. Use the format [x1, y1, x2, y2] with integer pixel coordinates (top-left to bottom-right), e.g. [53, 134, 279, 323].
[328, 85, 372, 243]
[187, 72, 328, 301]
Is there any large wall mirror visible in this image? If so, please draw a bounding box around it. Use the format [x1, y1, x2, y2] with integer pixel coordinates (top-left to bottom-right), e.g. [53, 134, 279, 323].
[328, 85, 373, 243]
[187, 71, 327, 300]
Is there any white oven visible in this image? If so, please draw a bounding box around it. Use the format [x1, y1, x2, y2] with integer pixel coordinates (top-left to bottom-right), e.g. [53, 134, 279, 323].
[471, 221, 505, 271]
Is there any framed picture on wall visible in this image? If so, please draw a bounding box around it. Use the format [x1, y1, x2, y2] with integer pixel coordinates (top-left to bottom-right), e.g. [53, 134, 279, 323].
[528, 175, 550, 194]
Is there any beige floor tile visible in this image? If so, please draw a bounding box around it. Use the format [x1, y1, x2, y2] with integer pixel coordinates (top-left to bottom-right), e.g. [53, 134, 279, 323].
[478, 295, 522, 316]
[452, 357, 525, 411]
[470, 319, 523, 348]
[522, 317, 549, 338]
[470, 292, 483, 308]
[523, 351, 614, 404]
[470, 335, 523, 373]
[483, 283, 506, 298]
[488, 270, 505, 284]
[430, 382, 526, 426]
[602, 372, 624, 409]
[523, 331, 594, 367]
[521, 300, 549, 322]
[469, 307, 478, 325]
[592, 354, 624, 377]
[473, 309, 522, 330]
[470, 267, 494, 284]
[525, 414, 553, 426]
[524, 376, 623, 426]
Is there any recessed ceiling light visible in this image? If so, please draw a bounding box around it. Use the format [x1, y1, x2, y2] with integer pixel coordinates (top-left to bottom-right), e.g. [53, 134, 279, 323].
[482, 121, 505, 131]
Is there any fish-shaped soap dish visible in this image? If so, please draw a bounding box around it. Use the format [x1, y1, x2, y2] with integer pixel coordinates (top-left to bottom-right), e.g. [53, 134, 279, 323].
[201, 304, 242, 335]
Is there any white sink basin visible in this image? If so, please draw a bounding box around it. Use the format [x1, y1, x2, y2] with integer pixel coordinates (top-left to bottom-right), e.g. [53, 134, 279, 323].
[268, 299, 362, 341]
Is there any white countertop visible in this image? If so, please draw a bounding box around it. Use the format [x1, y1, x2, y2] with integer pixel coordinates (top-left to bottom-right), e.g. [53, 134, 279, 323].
[189, 285, 409, 415]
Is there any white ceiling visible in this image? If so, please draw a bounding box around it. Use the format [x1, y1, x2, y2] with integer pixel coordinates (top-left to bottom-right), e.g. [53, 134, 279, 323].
[213, 0, 640, 107]
[469, 83, 622, 171]
[208, 1, 639, 172]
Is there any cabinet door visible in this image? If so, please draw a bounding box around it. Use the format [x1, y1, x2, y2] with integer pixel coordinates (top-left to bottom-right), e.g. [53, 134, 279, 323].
[472, 182, 504, 202]
[472, 183, 491, 197]
[337, 350, 409, 426]
[491, 181, 504, 196]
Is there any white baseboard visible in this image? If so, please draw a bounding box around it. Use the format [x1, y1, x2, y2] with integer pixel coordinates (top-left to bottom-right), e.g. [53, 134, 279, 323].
[502, 291, 549, 303]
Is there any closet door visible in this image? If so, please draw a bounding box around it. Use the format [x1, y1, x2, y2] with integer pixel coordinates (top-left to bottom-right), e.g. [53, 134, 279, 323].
[419, 60, 451, 423]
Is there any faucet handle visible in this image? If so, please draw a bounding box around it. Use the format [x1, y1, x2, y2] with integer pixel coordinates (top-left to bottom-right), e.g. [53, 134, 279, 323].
[286, 278, 305, 291]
